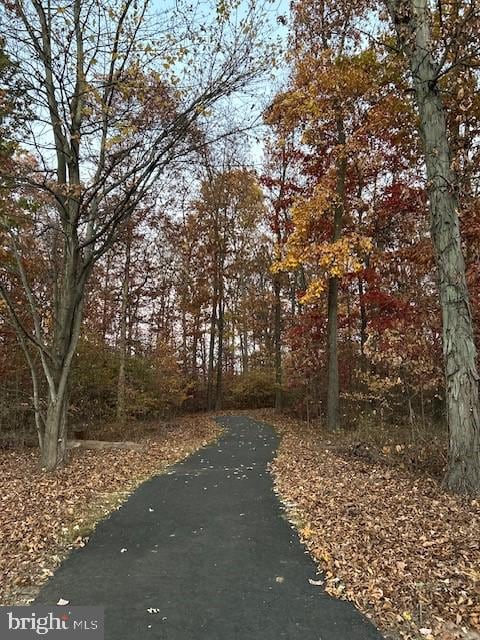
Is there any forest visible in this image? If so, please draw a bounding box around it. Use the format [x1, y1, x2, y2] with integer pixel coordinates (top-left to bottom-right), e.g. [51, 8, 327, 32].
[0, 1, 479, 639]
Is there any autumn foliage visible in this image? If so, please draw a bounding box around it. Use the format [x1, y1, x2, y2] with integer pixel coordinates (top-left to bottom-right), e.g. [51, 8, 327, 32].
[1, 0, 480, 637]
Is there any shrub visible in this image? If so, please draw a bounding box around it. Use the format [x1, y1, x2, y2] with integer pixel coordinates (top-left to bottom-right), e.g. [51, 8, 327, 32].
[228, 370, 276, 408]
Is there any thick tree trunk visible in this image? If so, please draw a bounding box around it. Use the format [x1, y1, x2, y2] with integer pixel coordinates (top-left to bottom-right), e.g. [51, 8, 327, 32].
[39, 244, 86, 469]
[326, 116, 347, 431]
[424, 110, 480, 494]
[388, 0, 480, 494]
[41, 390, 68, 470]
[41, 292, 82, 469]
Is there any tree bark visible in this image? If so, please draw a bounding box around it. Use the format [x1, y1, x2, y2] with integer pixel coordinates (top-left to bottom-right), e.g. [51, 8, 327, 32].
[101, 253, 112, 341]
[273, 273, 283, 410]
[40, 261, 86, 470]
[326, 116, 347, 431]
[191, 313, 200, 378]
[326, 276, 340, 430]
[68, 439, 145, 452]
[206, 281, 218, 411]
[387, 0, 480, 494]
[116, 229, 131, 427]
[215, 265, 225, 410]
[41, 391, 68, 469]
[358, 275, 368, 370]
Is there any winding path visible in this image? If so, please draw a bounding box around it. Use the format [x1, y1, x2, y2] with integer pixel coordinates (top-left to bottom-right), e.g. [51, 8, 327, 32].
[37, 415, 382, 639]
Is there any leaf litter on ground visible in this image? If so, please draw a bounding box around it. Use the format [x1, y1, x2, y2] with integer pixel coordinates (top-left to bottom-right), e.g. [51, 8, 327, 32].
[254, 410, 480, 640]
[0, 415, 220, 605]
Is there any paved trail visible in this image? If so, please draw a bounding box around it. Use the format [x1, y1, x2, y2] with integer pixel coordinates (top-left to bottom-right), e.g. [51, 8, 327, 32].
[37, 416, 382, 639]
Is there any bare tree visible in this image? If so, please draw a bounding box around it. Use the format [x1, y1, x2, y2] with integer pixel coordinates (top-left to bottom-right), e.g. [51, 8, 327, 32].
[0, 0, 272, 469]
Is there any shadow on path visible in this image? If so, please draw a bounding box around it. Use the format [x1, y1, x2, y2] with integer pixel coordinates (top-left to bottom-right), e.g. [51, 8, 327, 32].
[36, 415, 383, 639]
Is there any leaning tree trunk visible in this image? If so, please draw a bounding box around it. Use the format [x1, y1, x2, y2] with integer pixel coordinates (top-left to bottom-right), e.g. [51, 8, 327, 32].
[326, 116, 347, 432]
[388, 0, 480, 494]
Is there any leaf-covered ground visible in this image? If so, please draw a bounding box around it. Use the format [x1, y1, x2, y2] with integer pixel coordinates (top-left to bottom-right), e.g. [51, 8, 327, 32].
[0, 415, 220, 606]
[255, 410, 480, 640]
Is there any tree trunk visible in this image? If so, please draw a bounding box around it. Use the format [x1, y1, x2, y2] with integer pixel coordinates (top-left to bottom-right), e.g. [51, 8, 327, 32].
[326, 116, 347, 431]
[181, 309, 188, 375]
[200, 331, 207, 382]
[40, 293, 84, 469]
[101, 252, 112, 341]
[68, 439, 145, 452]
[229, 316, 236, 373]
[240, 304, 249, 375]
[117, 230, 131, 427]
[39, 241, 87, 470]
[358, 275, 368, 371]
[215, 281, 225, 411]
[41, 390, 68, 469]
[388, 0, 480, 494]
[326, 276, 340, 430]
[273, 273, 283, 410]
[191, 313, 200, 378]
[206, 282, 218, 411]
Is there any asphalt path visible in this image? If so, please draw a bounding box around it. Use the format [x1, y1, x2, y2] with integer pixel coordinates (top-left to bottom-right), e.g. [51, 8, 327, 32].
[36, 415, 383, 639]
